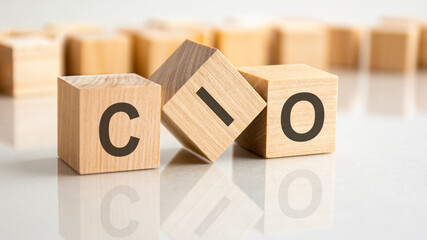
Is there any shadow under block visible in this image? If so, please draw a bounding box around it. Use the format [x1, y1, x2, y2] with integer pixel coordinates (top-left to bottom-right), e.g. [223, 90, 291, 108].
[58, 160, 159, 240]
[236, 64, 338, 158]
[66, 34, 131, 75]
[274, 24, 330, 69]
[58, 73, 161, 174]
[0, 36, 61, 96]
[214, 25, 273, 66]
[328, 25, 361, 68]
[369, 26, 419, 72]
[150, 40, 266, 162]
[133, 29, 201, 78]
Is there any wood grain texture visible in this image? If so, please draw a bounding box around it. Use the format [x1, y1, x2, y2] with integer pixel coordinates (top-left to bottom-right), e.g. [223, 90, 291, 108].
[0, 36, 61, 96]
[369, 25, 419, 72]
[58, 160, 159, 239]
[273, 23, 330, 70]
[58, 73, 161, 174]
[236, 64, 337, 158]
[328, 25, 361, 68]
[133, 29, 201, 78]
[150, 40, 266, 162]
[67, 33, 131, 75]
[214, 25, 273, 66]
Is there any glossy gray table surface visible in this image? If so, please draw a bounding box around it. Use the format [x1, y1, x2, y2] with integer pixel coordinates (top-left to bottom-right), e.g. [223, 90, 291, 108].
[1, 69, 426, 240]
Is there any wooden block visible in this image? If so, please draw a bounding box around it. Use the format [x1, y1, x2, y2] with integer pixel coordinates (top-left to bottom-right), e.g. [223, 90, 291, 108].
[236, 64, 338, 158]
[328, 25, 361, 68]
[58, 160, 159, 239]
[232, 145, 334, 234]
[45, 21, 103, 36]
[161, 149, 262, 239]
[150, 40, 266, 162]
[214, 24, 273, 66]
[420, 25, 427, 68]
[273, 22, 330, 69]
[145, 18, 215, 46]
[0, 28, 14, 39]
[133, 28, 200, 78]
[44, 22, 104, 75]
[369, 25, 419, 72]
[67, 33, 131, 75]
[0, 36, 61, 96]
[0, 95, 56, 149]
[58, 73, 161, 174]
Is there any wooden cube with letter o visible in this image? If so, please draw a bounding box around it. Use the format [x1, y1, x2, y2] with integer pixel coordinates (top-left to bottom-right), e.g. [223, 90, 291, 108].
[58, 73, 161, 174]
[236, 64, 337, 158]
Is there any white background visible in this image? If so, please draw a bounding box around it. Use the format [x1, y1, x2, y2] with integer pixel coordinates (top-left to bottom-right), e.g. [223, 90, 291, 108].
[0, 0, 426, 28]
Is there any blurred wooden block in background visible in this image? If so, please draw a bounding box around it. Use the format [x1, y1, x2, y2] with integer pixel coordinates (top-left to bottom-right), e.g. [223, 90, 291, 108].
[328, 25, 361, 68]
[0, 36, 61, 96]
[150, 40, 266, 162]
[0, 28, 14, 39]
[45, 21, 104, 75]
[420, 25, 427, 68]
[369, 25, 419, 72]
[58, 73, 161, 174]
[67, 33, 131, 75]
[273, 22, 330, 69]
[45, 21, 103, 36]
[145, 18, 215, 46]
[236, 64, 337, 158]
[128, 28, 200, 78]
[214, 25, 273, 66]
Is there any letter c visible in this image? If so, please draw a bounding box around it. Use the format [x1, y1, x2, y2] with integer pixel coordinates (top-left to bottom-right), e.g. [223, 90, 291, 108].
[99, 102, 140, 157]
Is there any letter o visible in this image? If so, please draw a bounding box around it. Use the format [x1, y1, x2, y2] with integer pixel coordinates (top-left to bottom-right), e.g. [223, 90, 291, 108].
[281, 92, 324, 142]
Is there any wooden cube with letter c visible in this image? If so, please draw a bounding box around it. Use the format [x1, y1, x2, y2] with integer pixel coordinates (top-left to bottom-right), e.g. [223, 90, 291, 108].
[150, 40, 266, 162]
[58, 73, 161, 174]
[236, 64, 338, 158]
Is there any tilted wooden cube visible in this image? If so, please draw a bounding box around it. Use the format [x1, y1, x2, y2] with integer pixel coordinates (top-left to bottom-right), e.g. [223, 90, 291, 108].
[273, 23, 330, 69]
[150, 40, 266, 162]
[58, 73, 161, 174]
[67, 33, 131, 75]
[236, 64, 338, 158]
[0, 36, 61, 96]
[214, 25, 273, 66]
[369, 25, 419, 72]
[133, 29, 200, 78]
[328, 25, 361, 68]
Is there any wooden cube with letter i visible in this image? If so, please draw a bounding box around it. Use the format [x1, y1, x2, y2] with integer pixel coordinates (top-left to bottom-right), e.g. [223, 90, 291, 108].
[150, 40, 266, 162]
[236, 64, 338, 158]
[58, 73, 161, 174]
